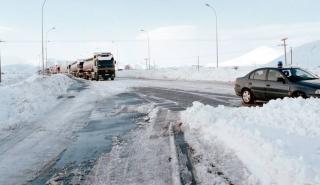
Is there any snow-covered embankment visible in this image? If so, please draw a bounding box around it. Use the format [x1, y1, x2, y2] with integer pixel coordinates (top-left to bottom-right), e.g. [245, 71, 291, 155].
[181, 98, 320, 185]
[118, 67, 254, 82]
[0, 74, 74, 131]
[118, 67, 320, 83]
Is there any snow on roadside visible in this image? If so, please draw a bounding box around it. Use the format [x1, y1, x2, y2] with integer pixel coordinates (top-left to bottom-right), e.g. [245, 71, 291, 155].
[118, 67, 254, 82]
[181, 98, 320, 185]
[0, 74, 74, 131]
[119, 66, 320, 83]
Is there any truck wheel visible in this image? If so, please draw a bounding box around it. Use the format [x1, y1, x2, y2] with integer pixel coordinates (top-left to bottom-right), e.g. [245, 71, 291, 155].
[111, 78, 114, 81]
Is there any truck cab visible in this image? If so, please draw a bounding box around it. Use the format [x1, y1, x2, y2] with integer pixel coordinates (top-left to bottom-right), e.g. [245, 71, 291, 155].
[83, 52, 116, 81]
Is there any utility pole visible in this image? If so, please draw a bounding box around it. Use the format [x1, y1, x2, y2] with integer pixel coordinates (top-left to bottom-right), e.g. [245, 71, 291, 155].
[197, 56, 200, 72]
[45, 27, 56, 69]
[140, 29, 151, 70]
[0, 40, 4, 83]
[144, 58, 148, 70]
[290, 47, 293, 66]
[41, 0, 48, 75]
[281, 38, 288, 66]
[205, 3, 219, 69]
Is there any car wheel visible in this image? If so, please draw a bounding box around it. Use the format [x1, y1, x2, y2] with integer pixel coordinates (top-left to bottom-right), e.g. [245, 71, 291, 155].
[242, 89, 254, 104]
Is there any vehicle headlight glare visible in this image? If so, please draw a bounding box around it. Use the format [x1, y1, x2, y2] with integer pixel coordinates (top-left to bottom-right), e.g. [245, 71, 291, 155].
[315, 89, 320, 94]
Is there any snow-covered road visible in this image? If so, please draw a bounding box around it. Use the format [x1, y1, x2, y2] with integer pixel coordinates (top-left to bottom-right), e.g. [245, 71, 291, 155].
[2, 75, 318, 185]
[0, 76, 238, 185]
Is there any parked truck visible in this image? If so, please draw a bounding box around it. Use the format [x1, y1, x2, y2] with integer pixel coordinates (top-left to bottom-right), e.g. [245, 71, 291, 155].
[69, 60, 84, 78]
[82, 52, 116, 80]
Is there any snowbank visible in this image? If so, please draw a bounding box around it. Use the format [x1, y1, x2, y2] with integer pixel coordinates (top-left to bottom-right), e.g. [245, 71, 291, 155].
[118, 65, 320, 83]
[0, 74, 74, 131]
[219, 46, 281, 67]
[181, 98, 320, 185]
[1, 64, 37, 86]
[270, 40, 320, 68]
[118, 67, 255, 82]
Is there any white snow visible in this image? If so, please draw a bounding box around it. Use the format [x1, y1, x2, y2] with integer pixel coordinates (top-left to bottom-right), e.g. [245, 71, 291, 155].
[118, 66, 255, 82]
[118, 65, 320, 83]
[270, 40, 320, 68]
[217, 46, 282, 67]
[1, 64, 37, 86]
[181, 98, 320, 185]
[0, 74, 74, 131]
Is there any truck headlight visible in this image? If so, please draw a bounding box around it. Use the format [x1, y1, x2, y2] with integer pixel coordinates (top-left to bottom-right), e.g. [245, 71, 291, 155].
[315, 90, 320, 94]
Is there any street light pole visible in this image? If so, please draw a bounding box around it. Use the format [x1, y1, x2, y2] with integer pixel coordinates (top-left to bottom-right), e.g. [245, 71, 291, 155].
[46, 27, 55, 68]
[0, 40, 4, 83]
[290, 47, 293, 66]
[41, 0, 48, 75]
[140, 29, 151, 70]
[205, 3, 219, 69]
[281, 37, 288, 66]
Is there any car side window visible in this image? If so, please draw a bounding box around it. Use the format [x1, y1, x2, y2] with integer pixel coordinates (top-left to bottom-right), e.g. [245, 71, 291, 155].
[268, 70, 283, 81]
[253, 70, 267, 80]
[249, 72, 255, 79]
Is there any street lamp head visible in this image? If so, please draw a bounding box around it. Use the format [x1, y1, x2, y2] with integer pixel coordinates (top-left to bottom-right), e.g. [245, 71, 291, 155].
[205, 3, 211, 7]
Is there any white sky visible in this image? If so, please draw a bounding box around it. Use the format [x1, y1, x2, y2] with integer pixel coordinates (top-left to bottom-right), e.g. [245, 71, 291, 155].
[1, 0, 320, 68]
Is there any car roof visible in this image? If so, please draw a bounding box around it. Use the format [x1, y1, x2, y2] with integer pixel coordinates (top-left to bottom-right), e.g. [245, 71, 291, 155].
[252, 67, 300, 71]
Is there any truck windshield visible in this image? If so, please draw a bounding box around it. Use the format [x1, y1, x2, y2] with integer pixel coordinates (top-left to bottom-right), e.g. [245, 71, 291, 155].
[97, 60, 114, 68]
[281, 68, 318, 81]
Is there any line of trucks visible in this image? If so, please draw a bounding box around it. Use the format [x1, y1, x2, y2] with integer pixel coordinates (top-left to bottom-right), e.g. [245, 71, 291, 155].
[45, 52, 117, 81]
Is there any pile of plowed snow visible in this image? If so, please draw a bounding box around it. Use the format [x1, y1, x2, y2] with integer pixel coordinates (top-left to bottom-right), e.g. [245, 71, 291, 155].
[219, 46, 282, 67]
[1, 64, 37, 86]
[270, 40, 320, 68]
[181, 98, 320, 185]
[118, 66, 320, 83]
[118, 67, 255, 82]
[0, 74, 74, 131]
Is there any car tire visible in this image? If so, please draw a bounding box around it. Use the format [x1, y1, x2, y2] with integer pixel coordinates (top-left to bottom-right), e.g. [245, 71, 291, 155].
[242, 89, 254, 104]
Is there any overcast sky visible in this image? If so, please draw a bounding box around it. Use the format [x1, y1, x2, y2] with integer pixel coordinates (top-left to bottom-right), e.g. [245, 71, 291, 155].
[1, 0, 320, 67]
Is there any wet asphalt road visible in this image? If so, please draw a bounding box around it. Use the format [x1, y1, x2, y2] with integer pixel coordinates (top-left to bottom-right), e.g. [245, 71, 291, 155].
[30, 93, 148, 185]
[134, 86, 242, 109]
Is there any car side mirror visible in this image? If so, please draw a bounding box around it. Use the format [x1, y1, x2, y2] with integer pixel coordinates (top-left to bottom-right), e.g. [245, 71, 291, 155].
[114, 60, 117, 64]
[277, 77, 286, 84]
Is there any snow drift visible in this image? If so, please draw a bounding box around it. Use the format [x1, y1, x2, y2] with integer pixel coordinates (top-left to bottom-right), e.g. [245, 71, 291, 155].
[217, 46, 281, 67]
[118, 66, 255, 82]
[270, 40, 320, 68]
[118, 65, 320, 83]
[0, 74, 74, 131]
[1, 64, 37, 86]
[181, 98, 320, 185]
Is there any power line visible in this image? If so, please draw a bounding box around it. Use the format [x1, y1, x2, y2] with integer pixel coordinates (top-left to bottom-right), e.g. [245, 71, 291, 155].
[2, 37, 289, 44]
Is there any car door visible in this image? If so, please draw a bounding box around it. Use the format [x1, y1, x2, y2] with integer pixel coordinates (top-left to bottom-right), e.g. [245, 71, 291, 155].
[265, 69, 290, 100]
[249, 69, 267, 100]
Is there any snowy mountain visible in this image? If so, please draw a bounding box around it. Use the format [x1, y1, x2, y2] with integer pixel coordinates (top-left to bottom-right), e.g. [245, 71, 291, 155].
[217, 46, 282, 67]
[269, 40, 320, 68]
